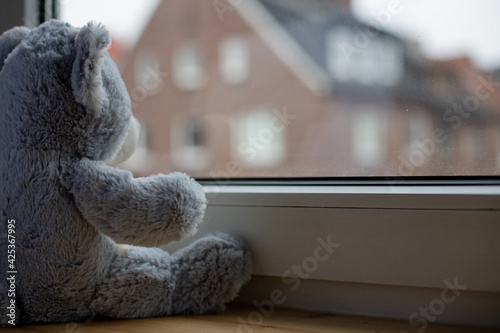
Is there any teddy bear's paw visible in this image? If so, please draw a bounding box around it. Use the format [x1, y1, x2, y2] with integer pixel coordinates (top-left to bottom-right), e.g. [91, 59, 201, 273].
[170, 233, 252, 315]
[157, 172, 207, 243]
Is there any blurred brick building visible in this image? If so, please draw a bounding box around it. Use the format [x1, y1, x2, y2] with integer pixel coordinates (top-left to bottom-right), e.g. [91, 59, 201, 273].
[116, 0, 500, 178]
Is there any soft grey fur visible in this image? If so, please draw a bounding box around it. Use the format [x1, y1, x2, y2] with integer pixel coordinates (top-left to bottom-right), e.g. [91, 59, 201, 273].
[0, 20, 251, 326]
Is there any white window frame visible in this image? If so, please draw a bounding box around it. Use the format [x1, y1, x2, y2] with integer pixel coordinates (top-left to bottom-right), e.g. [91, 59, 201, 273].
[164, 182, 500, 328]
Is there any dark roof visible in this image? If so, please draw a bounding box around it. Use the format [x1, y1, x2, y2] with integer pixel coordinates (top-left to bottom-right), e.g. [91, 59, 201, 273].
[257, 0, 408, 102]
[256, 0, 493, 118]
[260, 0, 345, 21]
[259, 0, 354, 72]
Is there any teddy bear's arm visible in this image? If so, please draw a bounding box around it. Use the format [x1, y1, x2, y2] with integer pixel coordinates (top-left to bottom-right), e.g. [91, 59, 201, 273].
[63, 158, 206, 247]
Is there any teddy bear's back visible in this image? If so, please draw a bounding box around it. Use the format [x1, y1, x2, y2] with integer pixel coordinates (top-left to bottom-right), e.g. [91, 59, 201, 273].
[0, 20, 129, 324]
[0, 146, 117, 323]
[0, 21, 78, 152]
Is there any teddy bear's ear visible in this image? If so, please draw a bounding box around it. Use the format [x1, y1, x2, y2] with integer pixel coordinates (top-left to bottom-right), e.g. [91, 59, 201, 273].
[0, 26, 30, 72]
[71, 21, 111, 114]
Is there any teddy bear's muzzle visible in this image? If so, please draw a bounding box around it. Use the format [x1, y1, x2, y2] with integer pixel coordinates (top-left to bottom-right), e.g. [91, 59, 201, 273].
[107, 116, 140, 166]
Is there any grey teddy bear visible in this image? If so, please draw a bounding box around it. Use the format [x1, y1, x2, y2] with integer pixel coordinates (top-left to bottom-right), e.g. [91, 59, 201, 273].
[0, 20, 251, 325]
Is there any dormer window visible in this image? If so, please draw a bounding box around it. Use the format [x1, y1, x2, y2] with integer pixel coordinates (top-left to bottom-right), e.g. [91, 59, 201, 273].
[327, 27, 403, 86]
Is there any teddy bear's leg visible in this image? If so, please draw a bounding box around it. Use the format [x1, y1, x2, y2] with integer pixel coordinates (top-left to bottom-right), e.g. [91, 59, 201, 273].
[89, 246, 176, 319]
[170, 233, 252, 315]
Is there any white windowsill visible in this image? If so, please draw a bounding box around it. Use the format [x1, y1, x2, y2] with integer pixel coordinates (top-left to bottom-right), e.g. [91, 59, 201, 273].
[164, 183, 500, 328]
[203, 184, 500, 209]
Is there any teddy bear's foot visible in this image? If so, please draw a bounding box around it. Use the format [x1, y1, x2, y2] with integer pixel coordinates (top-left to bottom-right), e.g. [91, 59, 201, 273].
[89, 246, 175, 319]
[170, 233, 252, 315]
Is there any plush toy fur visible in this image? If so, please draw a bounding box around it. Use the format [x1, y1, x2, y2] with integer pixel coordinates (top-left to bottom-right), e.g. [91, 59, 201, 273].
[0, 20, 251, 325]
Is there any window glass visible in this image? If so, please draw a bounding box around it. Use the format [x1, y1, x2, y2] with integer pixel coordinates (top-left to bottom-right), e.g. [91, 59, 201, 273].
[61, 0, 500, 178]
[352, 109, 385, 167]
[171, 117, 212, 171]
[327, 27, 353, 82]
[220, 36, 249, 85]
[172, 42, 206, 91]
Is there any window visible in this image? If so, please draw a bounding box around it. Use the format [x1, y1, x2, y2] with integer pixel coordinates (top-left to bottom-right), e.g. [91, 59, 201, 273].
[172, 42, 206, 91]
[171, 117, 211, 171]
[55, 1, 500, 327]
[326, 27, 403, 86]
[351, 109, 385, 167]
[233, 107, 286, 168]
[219, 36, 249, 84]
[61, 0, 500, 178]
[327, 27, 354, 82]
[380, 38, 404, 85]
[460, 126, 483, 166]
[408, 111, 432, 147]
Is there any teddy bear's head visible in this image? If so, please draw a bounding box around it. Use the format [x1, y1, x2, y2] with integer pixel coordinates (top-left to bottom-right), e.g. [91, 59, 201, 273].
[0, 20, 138, 164]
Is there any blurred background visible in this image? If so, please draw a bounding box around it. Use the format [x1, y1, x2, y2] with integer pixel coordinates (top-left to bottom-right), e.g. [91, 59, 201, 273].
[11, 0, 500, 178]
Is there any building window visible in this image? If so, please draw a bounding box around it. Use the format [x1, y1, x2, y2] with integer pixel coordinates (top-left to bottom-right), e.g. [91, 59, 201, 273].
[219, 36, 249, 85]
[172, 42, 206, 91]
[326, 27, 352, 82]
[408, 111, 432, 149]
[380, 38, 404, 86]
[327, 27, 403, 86]
[352, 110, 385, 167]
[233, 107, 286, 168]
[185, 120, 205, 147]
[171, 118, 211, 171]
[460, 127, 482, 166]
